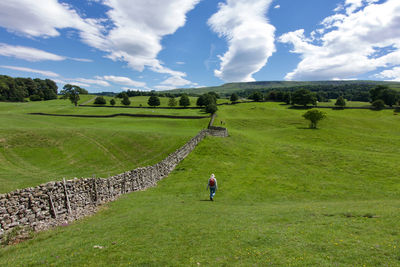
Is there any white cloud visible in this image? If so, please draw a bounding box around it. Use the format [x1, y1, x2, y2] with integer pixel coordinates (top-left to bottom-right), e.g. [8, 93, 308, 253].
[160, 75, 193, 87]
[376, 66, 400, 81]
[0, 43, 65, 61]
[208, 0, 276, 82]
[0, 65, 59, 77]
[0, 43, 92, 62]
[279, 0, 400, 80]
[0, 0, 106, 49]
[0, 0, 199, 89]
[274, 5, 280, 9]
[74, 78, 110, 87]
[100, 75, 146, 87]
[176, 61, 185, 65]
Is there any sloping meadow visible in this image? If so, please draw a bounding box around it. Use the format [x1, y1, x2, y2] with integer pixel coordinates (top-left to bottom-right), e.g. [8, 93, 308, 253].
[1, 101, 400, 265]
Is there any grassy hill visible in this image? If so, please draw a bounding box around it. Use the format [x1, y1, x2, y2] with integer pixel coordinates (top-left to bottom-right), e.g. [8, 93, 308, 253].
[1, 101, 399, 265]
[0, 96, 208, 193]
[166, 80, 400, 96]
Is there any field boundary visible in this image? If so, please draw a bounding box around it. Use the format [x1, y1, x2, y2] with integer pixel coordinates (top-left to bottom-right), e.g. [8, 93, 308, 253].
[28, 112, 210, 120]
[0, 126, 227, 241]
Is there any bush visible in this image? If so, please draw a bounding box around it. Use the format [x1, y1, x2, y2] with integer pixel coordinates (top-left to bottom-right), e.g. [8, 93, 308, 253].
[371, 99, 385, 110]
[29, 95, 42, 101]
[110, 99, 116, 106]
[302, 109, 326, 129]
[94, 96, 106, 105]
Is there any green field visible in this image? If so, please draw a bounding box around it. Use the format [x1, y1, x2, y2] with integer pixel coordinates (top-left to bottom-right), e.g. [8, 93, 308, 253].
[1, 100, 400, 266]
[0, 97, 208, 193]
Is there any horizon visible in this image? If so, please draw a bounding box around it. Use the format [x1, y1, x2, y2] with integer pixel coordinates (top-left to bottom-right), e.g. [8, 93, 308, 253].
[1, 0, 400, 93]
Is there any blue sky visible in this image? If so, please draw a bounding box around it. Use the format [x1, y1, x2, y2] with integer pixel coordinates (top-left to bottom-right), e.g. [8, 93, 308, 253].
[0, 0, 399, 92]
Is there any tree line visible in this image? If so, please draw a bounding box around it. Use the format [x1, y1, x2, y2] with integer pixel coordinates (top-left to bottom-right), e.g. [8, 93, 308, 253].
[234, 83, 382, 102]
[244, 85, 400, 108]
[0, 75, 59, 102]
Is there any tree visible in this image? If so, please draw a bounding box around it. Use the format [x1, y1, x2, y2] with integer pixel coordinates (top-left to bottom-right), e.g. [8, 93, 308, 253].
[335, 96, 346, 108]
[179, 94, 190, 107]
[205, 104, 218, 114]
[29, 94, 42, 101]
[381, 89, 399, 107]
[148, 95, 160, 107]
[302, 109, 326, 129]
[248, 92, 264, 102]
[94, 96, 106, 105]
[283, 92, 291, 104]
[370, 85, 387, 102]
[230, 93, 239, 103]
[61, 84, 80, 106]
[291, 89, 317, 106]
[372, 99, 385, 110]
[196, 95, 205, 107]
[121, 93, 131, 106]
[110, 98, 116, 106]
[168, 97, 177, 107]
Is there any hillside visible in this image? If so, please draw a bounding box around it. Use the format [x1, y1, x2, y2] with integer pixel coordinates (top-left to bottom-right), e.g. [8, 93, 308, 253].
[1, 102, 399, 265]
[165, 80, 400, 96]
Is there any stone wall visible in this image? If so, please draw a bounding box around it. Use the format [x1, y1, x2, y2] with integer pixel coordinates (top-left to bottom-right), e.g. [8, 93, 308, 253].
[0, 128, 227, 241]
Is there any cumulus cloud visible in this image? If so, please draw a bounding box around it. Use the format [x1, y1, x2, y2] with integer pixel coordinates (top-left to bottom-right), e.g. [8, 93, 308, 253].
[0, 65, 59, 77]
[208, 0, 276, 82]
[0, 0, 106, 49]
[376, 67, 400, 81]
[0, 0, 198, 87]
[0, 43, 92, 62]
[279, 0, 400, 80]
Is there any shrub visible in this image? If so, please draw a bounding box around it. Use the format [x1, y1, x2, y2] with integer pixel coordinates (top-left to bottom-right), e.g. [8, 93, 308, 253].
[94, 96, 106, 105]
[110, 99, 116, 106]
[371, 99, 385, 110]
[302, 109, 326, 129]
[29, 95, 42, 101]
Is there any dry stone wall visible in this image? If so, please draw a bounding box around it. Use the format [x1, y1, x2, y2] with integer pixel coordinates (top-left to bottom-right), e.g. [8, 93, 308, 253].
[0, 128, 227, 241]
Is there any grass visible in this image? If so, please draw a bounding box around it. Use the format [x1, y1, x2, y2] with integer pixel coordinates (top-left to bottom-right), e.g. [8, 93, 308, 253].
[0, 98, 208, 193]
[1, 101, 400, 265]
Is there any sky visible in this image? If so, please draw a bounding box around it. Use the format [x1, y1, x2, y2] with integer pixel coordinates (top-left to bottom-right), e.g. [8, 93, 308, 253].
[0, 0, 400, 92]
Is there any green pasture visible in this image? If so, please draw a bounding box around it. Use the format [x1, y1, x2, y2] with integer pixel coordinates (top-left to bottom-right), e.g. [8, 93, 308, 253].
[1, 101, 400, 265]
[0, 98, 208, 193]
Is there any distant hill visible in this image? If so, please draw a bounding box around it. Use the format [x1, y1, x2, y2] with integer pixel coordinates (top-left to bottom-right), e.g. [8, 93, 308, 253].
[164, 80, 400, 97]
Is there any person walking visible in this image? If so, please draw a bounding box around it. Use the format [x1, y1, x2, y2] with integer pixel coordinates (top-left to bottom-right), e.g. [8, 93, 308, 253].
[207, 173, 218, 201]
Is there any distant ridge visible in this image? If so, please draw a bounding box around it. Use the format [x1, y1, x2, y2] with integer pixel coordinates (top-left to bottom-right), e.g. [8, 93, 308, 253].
[164, 80, 400, 96]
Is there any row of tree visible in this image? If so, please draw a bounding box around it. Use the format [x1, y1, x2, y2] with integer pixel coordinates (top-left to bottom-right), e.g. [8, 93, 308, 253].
[0, 75, 59, 102]
[244, 86, 400, 108]
[93, 93, 218, 114]
[232, 83, 380, 102]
